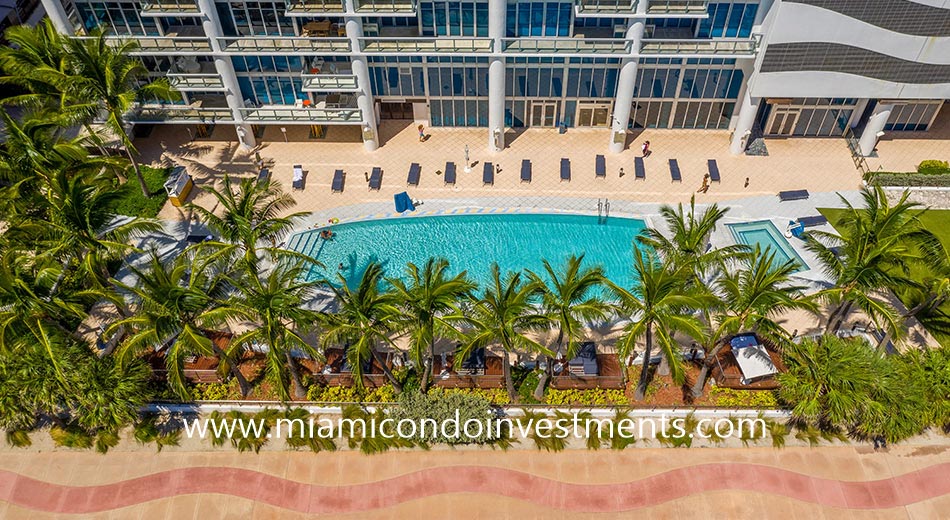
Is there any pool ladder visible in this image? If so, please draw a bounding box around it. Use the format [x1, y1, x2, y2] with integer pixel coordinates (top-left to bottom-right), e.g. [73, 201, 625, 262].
[597, 198, 610, 224]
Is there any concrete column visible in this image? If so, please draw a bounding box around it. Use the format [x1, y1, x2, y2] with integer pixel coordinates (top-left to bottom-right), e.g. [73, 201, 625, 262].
[753, 0, 775, 28]
[487, 0, 506, 151]
[728, 58, 756, 131]
[729, 91, 760, 155]
[858, 102, 894, 157]
[607, 2, 646, 154]
[344, 1, 378, 152]
[39, 0, 72, 34]
[196, 0, 255, 149]
[849, 99, 869, 129]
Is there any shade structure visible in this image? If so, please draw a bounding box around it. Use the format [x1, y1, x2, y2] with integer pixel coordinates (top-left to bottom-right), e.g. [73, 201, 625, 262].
[394, 191, 415, 213]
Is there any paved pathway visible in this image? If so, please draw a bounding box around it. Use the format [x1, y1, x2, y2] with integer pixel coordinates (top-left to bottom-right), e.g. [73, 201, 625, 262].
[1, 445, 947, 518]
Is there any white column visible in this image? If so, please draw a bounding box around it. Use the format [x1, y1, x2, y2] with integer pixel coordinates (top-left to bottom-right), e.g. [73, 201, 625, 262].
[487, 0, 506, 152]
[753, 0, 775, 29]
[858, 102, 894, 157]
[849, 99, 869, 129]
[728, 58, 756, 131]
[608, 3, 646, 154]
[196, 0, 255, 149]
[729, 91, 760, 155]
[39, 0, 72, 34]
[344, 1, 378, 152]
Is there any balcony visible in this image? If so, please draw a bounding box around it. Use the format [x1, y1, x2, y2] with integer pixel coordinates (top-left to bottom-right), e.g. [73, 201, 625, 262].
[360, 37, 493, 54]
[647, 0, 708, 15]
[503, 38, 631, 56]
[283, 0, 345, 15]
[639, 37, 759, 57]
[140, 0, 201, 16]
[166, 60, 225, 91]
[239, 103, 363, 124]
[575, 0, 638, 15]
[127, 102, 233, 124]
[74, 34, 212, 54]
[301, 70, 359, 92]
[217, 36, 351, 54]
[354, 0, 416, 14]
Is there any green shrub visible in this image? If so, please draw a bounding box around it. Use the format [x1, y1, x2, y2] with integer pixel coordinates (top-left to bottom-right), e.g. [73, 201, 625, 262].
[427, 387, 511, 405]
[192, 381, 239, 401]
[545, 388, 628, 406]
[389, 391, 504, 445]
[306, 384, 399, 403]
[106, 166, 170, 218]
[917, 160, 950, 175]
[708, 387, 779, 408]
[517, 370, 542, 404]
[870, 173, 950, 187]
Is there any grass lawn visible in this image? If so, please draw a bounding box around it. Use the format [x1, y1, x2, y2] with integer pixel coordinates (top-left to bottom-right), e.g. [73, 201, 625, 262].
[105, 166, 170, 218]
[819, 207, 950, 346]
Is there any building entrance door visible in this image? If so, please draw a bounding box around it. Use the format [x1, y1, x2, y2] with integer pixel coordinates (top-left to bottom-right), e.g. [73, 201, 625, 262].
[766, 107, 800, 136]
[577, 102, 611, 127]
[529, 101, 558, 127]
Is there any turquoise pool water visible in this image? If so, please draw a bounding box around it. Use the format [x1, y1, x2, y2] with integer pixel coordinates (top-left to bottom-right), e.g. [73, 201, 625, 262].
[287, 213, 648, 288]
[727, 220, 808, 272]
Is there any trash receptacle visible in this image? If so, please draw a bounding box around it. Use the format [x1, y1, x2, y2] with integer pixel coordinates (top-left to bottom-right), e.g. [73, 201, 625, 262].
[164, 166, 193, 207]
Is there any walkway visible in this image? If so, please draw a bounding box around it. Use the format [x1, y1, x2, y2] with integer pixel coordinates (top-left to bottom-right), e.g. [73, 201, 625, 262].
[1, 445, 947, 518]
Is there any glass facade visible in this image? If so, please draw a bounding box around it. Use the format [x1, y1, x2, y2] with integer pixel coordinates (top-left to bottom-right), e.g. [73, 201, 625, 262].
[698, 2, 758, 38]
[629, 58, 743, 129]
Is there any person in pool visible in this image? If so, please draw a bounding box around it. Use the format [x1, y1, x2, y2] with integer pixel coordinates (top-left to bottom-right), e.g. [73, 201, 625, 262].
[338, 263, 344, 270]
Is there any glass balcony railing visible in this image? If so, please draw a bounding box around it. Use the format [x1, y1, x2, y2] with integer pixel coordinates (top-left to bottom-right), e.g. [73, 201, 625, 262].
[575, 0, 638, 14]
[283, 0, 346, 15]
[140, 0, 201, 15]
[503, 38, 631, 55]
[239, 106, 363, 123]
[647, 0, 708, 14]
[354, 0, 416, 13]
[360, 37, 493, 54]
[76, 35, 212, 54]
[639, 37, 759, 56]
[167, 73, 225, 91]
[217, 37, 351, 53]
[300, 72, 360, 92]
[127, 104, 234, 123]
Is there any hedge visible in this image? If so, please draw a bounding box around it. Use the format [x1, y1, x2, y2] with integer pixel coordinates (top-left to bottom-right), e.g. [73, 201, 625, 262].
[869, 173, 950, 187]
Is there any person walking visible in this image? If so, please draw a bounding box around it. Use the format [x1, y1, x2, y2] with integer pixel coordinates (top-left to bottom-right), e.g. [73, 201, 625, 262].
[641, 140, 651, 157]
[418, 124, 426, 142]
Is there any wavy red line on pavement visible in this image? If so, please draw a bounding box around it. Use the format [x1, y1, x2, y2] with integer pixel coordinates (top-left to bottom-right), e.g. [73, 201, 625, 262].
[1, 462, 948, 514]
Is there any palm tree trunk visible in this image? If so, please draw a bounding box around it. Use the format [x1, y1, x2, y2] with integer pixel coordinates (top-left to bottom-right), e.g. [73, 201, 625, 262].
[421, 339, 435, 393]
[824, 301, 852, 335]
[875, 328, 894, 355]
[904, 294, 937, 319]
[634, 323, 653, 401]
[210, 341, 251, 397]
[533, 329, 562, 401]
[691, 341, 724, 398]
[123, 146, 150, 197]
[284, 350, 307, 400]
[658, 331, 673, 377]
[371, 349, 404, 393]
[502, 349, 518, 403]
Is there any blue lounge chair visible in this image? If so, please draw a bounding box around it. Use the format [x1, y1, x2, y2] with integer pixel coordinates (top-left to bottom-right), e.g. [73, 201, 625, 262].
[707, 159, 720, 182]
[483, 162, 494, 185]
[779, 190, 810, 201]
[521, 160, 531, 183]
[560, 158, 571, 182]
[394, 191, 415, 213]
[788, 221, 806, 239]
[368, 167, 382, 190]
[595, 155, 606, 178]
[634, 157, 645, 180]
[331, 169, 345, 193]
[292, 165, 304, 191]
[444, 162, 456, 185]
[407, 163, 420, 186]
[256, 167, 271, 187]
[669, 159, 682, 182]
[797, 215, 828, 227]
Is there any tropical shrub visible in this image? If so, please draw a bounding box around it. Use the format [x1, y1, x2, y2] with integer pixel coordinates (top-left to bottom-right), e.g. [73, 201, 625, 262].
[306, 384, 398, 403]
[192, 382, 239, 401]
[545, 388, 628, 406]
[917, 160, 950, 175]
[389, 391, 504, 445]
[870, 173, 950, 187]
[428, 387, 511, 405]
[708, 387, 779, 408]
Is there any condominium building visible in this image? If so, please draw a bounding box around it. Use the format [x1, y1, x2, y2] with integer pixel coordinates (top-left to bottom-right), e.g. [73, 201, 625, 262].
[38, 0, 950, 155]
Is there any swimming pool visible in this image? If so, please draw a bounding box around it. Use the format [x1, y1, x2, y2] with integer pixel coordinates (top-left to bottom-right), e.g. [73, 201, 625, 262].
[727, 220, 808, 272]
[287, 213, 648, 288]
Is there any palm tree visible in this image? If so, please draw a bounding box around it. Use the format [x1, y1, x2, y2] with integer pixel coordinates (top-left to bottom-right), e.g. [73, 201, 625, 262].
[319, 262, 404, 393]
[608, 248, 708, 401]
[0, 20, 71, 110]
[109, 248, 251, 398]
[232, 261, 321, 401]
[388, 258, 475, 392]
[459, 264, 551, 403]
[63, 28, 179, 196]
[691, 245, 817, 397]
[526, 255, 610, 400]
[806, 187, 943, 338]
[190, 175, 311, 274]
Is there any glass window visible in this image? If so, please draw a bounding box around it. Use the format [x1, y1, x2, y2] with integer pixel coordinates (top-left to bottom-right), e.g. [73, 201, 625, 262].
[462, 3, 475, 36]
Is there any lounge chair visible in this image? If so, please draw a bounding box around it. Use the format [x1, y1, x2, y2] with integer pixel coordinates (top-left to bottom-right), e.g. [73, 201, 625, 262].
[634, 157, 645, 180]
[521, 159, 531, 183]
[368, 167, 382, 190]
[444, 162, 456, 185]
[779, 189, 809, 201]
[788, 220, 806, 239]
[256, 167, 270, 187]
[595, 155, 606, 178]
[292, 165, 304, 191]
[669, 159, 682, 182]
[797, 215, 828, 227]
[331, 169, 345, 193]
[707, 159, 720, 182]
[483, 162, 494, 185]
[560, 158, 571, 182]
[407, 163, 420, 186]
